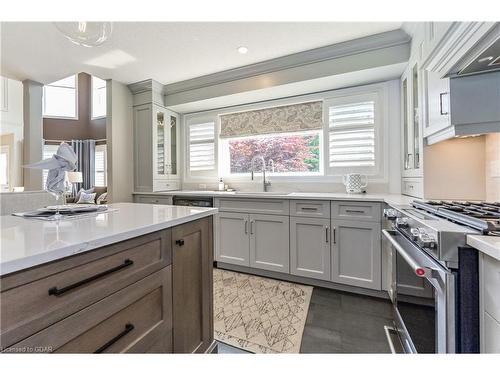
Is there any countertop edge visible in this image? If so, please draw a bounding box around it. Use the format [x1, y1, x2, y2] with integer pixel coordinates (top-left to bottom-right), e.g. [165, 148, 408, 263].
[0, 208, 218, 277]
[132, 190, 413, 205]
[466, 235, 500, 262]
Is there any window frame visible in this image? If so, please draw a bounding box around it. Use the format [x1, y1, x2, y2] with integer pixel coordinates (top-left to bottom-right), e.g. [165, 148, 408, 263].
[183, 82, 391, 184]
[184, 114, 218, 180]
[218, 129, 324, 178]
[91, 76, 107, 120]
[42, 75, 79, 120]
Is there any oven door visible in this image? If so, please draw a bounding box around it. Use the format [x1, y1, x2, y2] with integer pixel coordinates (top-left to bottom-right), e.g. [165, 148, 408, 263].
[382, 229, 455, 354]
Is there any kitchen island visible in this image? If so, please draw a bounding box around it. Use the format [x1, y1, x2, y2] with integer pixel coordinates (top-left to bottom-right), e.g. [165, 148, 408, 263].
[0, 202, 217, 353]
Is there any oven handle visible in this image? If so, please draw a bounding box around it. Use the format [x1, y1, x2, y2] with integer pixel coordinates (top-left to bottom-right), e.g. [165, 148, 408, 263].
[382, 229, 429, 278]
[384, 325, 399, 354]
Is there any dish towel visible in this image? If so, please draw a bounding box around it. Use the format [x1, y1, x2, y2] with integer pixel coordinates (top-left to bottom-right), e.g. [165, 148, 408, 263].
[24, 142, 78, 195]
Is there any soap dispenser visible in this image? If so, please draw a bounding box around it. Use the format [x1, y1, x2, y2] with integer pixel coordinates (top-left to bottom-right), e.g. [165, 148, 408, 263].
[218, 178, 224, 191]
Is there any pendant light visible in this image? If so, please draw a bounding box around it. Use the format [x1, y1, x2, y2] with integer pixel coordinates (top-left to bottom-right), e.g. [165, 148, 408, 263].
[54, 22, 113, 47]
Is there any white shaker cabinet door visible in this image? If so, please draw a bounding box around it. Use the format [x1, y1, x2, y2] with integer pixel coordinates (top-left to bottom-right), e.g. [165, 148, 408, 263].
[216, 212, 250, 266]
[290, 217, 331, 281]
[331, 219, 382, 290]
[249, 214, 290, 273]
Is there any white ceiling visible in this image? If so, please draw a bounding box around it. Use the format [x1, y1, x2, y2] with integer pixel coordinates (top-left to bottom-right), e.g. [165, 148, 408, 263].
[1, 22, 402, 85]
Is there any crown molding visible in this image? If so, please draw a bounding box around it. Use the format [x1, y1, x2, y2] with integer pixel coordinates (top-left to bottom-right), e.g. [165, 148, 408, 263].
[163, 29, 410, 95]
[127, 78, 166, 95]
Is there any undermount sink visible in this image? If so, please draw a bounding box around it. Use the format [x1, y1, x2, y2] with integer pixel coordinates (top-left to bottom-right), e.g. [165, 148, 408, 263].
[232, 191, 290, 196]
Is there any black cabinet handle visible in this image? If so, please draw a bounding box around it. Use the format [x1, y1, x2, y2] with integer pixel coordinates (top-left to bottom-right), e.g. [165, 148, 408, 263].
[48, 259, 134, 296]
[175, 239, 185, 246]
[345, 209, 365, 214]
[94, 323, 135, 353]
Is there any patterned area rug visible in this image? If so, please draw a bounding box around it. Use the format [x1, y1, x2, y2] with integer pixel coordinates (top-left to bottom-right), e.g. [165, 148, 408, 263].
[213, 268, 313, 353]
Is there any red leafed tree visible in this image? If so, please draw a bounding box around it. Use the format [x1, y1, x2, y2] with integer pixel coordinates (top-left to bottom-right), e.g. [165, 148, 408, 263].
[229, 134, 318, 173]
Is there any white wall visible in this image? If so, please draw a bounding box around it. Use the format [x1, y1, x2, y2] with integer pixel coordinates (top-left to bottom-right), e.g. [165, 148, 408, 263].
[0, 76, 24, 189]
[180, 80, 402, 194]
[106, 80, 133, 203]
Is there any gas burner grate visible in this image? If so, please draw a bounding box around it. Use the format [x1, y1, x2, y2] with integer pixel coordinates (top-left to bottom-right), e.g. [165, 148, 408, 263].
[412, 200, 500, 234]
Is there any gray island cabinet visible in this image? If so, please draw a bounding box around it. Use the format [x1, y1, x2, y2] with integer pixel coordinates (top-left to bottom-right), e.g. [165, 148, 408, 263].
[0, 203, 216, 354]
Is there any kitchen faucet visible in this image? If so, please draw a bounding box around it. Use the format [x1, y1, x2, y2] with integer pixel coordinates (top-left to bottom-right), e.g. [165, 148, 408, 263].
[250, 155, 272, 192]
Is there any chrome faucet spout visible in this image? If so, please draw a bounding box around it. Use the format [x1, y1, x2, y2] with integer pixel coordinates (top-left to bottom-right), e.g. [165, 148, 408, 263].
[250, 156, 271, 192]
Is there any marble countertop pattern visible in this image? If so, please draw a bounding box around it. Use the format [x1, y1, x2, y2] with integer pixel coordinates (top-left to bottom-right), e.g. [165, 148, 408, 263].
[0, 202, 218, 276]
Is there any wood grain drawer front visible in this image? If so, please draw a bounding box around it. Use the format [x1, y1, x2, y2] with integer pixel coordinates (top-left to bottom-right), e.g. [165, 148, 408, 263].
[290, 200, 330, 218]
[483, 254, 500, 322]
[172, 217, 213, 353]
[215, 198, 289, 215]
[0, 230, 171, 349]
[331, 201, 381, 222]
[402, 178, 423, 198]
[9, 268, 173, 353]
[134, 195, 173, 205]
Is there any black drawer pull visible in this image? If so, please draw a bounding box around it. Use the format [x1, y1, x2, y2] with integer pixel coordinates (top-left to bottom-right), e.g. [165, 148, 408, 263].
[301, 207, 318, 211]
[48, 259, 134, 296]
[94, 323, 135, 353]
[175, 239, 185, 246]
[345, 209, 365, 214]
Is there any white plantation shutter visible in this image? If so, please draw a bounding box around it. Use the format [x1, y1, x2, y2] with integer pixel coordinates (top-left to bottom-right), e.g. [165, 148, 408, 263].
[189, 122, 215, 172]
[94, 145, 107, 187]
[328, 99, 376, 170]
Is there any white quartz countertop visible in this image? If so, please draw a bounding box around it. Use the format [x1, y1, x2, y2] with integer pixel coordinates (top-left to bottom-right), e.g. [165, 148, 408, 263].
[133, 190, 415, 206]
[0, 202, 218, 276]
[467, 235, 500, 262]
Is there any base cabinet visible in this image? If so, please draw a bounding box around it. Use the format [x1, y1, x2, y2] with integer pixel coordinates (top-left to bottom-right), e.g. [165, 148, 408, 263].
[250, 214, 289, 273]
[0, 217, 214, 354]
[172, 217, 213, 354]
[480, 253, 500, 353]
[331, 219, 381, 290]
[216, 212, 249, 266]
[216, 212, 289, 273]
[290, 217, 330, 281]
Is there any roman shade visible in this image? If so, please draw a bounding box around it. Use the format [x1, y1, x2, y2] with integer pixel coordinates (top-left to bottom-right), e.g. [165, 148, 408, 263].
[220, 101, 323, 138]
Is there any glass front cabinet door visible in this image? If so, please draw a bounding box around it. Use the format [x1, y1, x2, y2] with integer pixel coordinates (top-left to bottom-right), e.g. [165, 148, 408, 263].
[154, 106, 166, 179]
[153, 105, 179, 180]
[167, 110, 178, 177]
[401, 61, 423, 177]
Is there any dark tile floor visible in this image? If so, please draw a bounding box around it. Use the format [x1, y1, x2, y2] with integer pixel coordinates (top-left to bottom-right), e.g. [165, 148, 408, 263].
[300, 287, 393, 353]
[215, 286, 394, 354]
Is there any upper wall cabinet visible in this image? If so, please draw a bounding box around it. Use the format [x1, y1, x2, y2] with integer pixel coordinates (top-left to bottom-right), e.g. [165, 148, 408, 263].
[133, 103, 180, 192]
[401, 58, 423, 178]
[422, 70, 450, 138]
[129, 79, 180, 192]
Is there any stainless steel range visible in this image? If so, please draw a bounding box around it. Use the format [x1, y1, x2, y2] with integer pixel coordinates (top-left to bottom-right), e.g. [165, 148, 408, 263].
[381, 200, 497, 354]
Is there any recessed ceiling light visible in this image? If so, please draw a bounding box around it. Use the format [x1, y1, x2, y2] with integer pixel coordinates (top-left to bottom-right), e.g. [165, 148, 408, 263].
[237, 46, 248, 54]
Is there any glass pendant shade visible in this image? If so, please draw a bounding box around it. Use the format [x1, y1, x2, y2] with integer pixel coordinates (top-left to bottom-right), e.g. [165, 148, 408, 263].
[54, 22, 112, 47]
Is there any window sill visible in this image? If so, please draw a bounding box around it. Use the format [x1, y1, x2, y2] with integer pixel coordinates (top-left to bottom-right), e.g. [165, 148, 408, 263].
[43, 115, 79, 121]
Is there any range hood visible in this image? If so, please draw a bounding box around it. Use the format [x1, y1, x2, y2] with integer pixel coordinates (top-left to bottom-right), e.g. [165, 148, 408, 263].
[426, 70, 500, 145]
[457, 36, 500, 76]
